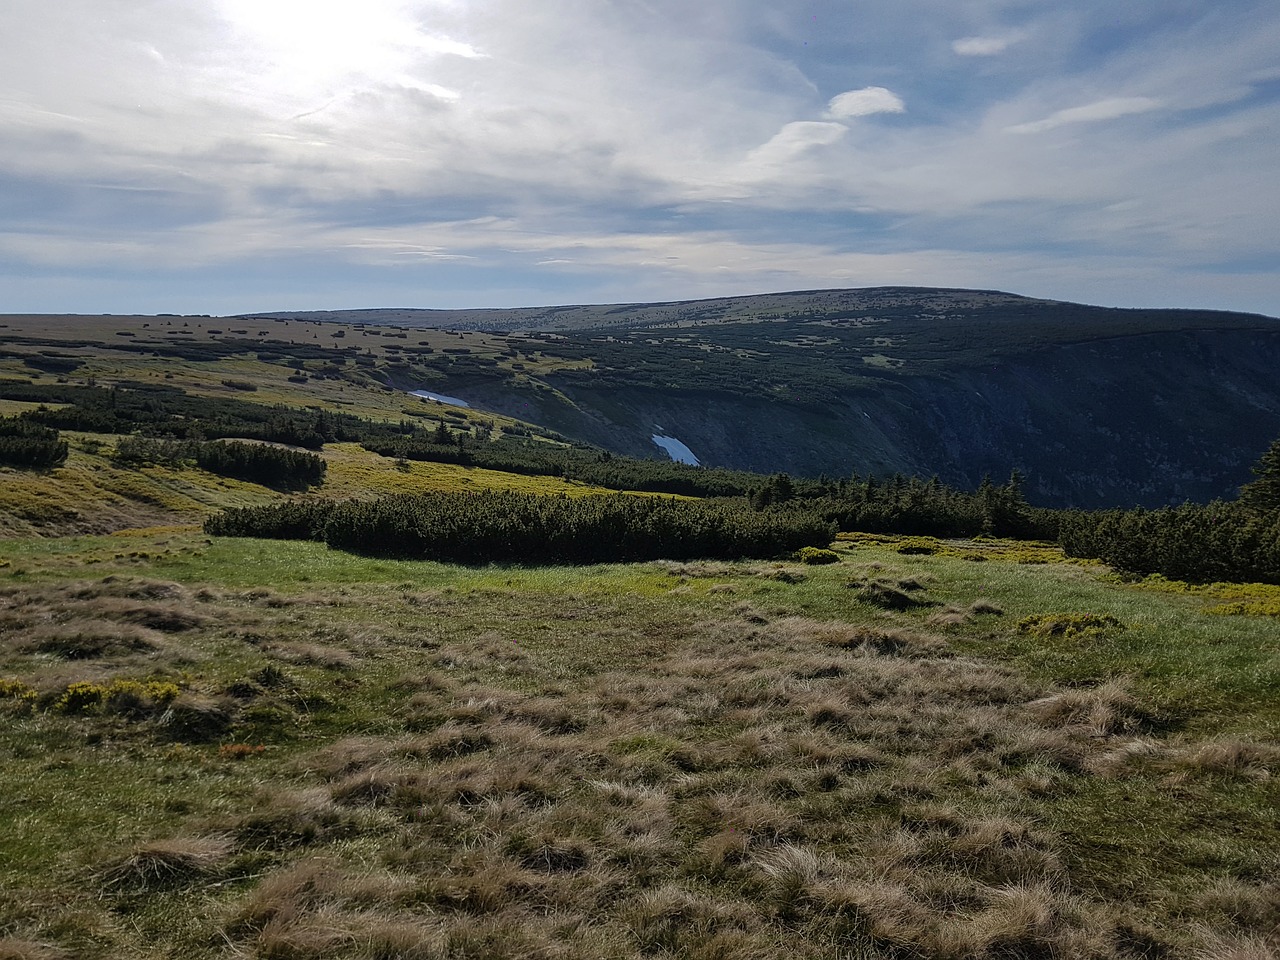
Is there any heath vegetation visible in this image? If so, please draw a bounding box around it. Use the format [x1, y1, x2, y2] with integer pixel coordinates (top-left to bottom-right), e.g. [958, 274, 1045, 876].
[0, 530, 1275, 959]
[0, 312, 1277, 958]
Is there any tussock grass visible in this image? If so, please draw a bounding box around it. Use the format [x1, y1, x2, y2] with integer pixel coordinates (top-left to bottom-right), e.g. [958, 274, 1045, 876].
[1177, 738, 1280, 779]
[0, 940, 70, 960]
[1026, 680, 1152, 736]
[0, 531, 1275, 958]
[99, 836, 233, 893]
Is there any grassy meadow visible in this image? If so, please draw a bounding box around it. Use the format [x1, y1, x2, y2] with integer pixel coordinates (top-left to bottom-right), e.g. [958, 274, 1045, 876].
[0, 529, 1276, 959]
[1, 312, 1277, 958]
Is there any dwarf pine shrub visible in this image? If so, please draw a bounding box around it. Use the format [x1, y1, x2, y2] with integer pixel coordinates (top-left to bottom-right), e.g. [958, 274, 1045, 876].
[0, 416, 67, 468]
[207, 491, 836, 565]
[797, 547, 840, 565]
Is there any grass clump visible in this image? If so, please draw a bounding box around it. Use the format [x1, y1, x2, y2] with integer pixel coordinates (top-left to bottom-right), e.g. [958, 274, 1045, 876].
[1016, 612, 1124, 638]
[100, 836, 233, 893]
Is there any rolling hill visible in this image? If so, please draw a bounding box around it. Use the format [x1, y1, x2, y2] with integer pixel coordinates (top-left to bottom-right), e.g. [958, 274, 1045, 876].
[247, 287, 1280, 508]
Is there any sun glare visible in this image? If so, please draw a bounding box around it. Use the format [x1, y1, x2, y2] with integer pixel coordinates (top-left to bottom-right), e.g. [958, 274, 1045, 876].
[215, 0, 475, 109]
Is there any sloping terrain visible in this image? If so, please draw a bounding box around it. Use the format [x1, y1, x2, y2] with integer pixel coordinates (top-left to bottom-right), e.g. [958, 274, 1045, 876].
[276, 288, 1280, 508]
[5, 287, 1280, 510]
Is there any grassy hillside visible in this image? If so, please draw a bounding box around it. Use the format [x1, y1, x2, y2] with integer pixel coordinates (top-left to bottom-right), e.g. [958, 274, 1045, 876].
[0, 437, 621, 539]
[235, 287, 1280, 508]
[0, 302, 1277, 958]
[0, 531, 1276, 958]
[6, 292, 1280, 508]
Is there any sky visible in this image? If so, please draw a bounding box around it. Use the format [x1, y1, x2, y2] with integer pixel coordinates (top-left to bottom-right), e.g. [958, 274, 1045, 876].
[1, 0, 1278, 317]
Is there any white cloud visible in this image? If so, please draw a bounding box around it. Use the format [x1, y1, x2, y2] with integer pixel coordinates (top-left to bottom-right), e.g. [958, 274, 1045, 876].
[746, 121, 847, 162]
[0, 1, 1278, 316]
[1006, 96, 1162, 134]
[826, 87, 906, 119]
[952, 33, 1023, 57]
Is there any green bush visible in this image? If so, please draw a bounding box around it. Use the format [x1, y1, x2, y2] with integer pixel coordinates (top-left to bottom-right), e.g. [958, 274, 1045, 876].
[0, 416, 68, 469]
[797, 547, 840, 565]
[207, 491, 836, 565]
[195, 440, 326, 490]
[1060, 503, 1280, 584]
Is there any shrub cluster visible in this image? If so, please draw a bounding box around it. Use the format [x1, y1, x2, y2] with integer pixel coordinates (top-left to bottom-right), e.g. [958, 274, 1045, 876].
[206, 491, 836, 565]
[1059, 502, 1280, 584]
[0, 379, 406, 449]
[113, 436, 325, 490]
[194, 441, 325, 490]
[0, 415, 68, 468]
[54, 678, 180, 716]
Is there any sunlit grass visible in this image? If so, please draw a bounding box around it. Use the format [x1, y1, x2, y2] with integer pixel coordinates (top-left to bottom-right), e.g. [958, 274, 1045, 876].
[0, 531, 1275, 958]
[320, 442, 618, 499]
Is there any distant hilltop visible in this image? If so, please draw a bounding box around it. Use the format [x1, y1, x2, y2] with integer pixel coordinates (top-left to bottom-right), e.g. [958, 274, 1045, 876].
[244, 286, 1280, 509]
[241, 286, 1093, 332]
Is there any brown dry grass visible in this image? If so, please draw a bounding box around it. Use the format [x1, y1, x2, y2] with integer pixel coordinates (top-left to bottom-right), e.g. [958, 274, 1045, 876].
[1, 553, 1275, 959]
[100, 836, 234, 893]
[195, 607, 1214, 959]
[0, 941, 71, 960]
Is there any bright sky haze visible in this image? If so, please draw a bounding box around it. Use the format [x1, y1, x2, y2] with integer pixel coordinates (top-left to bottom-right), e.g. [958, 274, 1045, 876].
[2, 1, 1278, 316]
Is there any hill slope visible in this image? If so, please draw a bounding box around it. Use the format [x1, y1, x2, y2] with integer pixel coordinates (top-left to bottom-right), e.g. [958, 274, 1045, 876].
[263, 288, 1280, 508]
[6, 287, 1280, 508]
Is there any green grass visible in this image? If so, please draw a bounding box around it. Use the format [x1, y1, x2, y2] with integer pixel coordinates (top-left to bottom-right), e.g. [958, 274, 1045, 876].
[0, 531, 1275, 958]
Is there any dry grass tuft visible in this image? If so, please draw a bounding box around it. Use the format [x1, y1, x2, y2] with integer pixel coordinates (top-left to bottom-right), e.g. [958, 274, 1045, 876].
[753, 844, 824, 919]
[621, 885, 755, 955]
[1088, 738, 1164, 778]
[751, 565, 807, 584]
[20, 619, 163, 660]
[927, 607, 973, 629]
[1194, 878, 1280, 937]
[851, 579, 934, 610]
[228, 788, 362, 850]
[71, 576, 190, 602]
[161, 693, 235, 742]
[0, 939, 71, 960]
[963, 884, 1071, 958]
[267, 641, 359, 671]
[100, 835, 233, 892]
[1177, 739, 1280, 779]
[228, 857, 417, 952]
[770, 616, 943, 657]
[1195, 933, 1280, 960]
[80, 597, 205, 632]
[1026, 680, 1151, 736]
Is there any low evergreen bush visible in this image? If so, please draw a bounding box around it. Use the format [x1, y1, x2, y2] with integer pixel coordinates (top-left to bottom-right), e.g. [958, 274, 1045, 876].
[206, 491, 835, 565]
[0, 416, 67, 468]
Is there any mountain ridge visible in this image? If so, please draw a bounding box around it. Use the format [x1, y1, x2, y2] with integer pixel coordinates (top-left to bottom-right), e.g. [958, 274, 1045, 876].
[6, 286, 1279, 509]
[286, 286, 1276, 509]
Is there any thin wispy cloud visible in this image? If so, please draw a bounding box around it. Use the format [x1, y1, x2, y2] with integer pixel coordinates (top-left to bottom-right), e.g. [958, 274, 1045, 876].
[950, 27, 1032, 57]
[1007, 96, 1163, 134]
[0, 0, 1276, 316]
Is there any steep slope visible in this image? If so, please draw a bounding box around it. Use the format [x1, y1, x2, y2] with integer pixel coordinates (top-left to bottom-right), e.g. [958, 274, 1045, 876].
[6, 288, 1279, 508]
[369, 289, 1280, 508]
